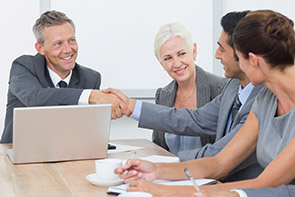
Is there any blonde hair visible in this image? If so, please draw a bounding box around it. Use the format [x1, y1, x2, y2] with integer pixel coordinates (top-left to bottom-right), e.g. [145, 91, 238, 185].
[154, 23, 193, 60]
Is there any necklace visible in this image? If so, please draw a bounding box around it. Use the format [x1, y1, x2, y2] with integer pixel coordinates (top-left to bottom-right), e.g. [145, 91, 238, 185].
[177, 85, 196, 102]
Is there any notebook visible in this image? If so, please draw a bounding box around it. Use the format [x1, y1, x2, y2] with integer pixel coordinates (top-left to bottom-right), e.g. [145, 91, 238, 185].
[7, 104, 112, 164]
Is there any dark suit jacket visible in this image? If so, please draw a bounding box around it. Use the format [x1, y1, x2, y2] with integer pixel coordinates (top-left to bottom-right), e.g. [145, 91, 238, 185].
[1, 53, 101, 143]
[153, 65, 228, 151]
[139, 79, 264, 181]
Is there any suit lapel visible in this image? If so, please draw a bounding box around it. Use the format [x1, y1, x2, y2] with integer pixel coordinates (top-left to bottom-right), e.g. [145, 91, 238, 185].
[69, 64, 80, 88]
[195, 65, 210, 107]
[216, 82, 264, 140]
[216, 80, 239, 140]
[163, 81, 177, 107]
[34, 54, 55, 87]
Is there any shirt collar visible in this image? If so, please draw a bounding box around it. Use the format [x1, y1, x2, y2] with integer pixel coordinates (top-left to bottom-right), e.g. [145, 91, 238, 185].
[238, 82, 255, 106]
[47, 67, 72, 88]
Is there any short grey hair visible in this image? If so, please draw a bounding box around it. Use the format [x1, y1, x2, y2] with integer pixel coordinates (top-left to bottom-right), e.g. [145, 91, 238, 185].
[33, 10, 75, 45]
[154, 23, 193, 60]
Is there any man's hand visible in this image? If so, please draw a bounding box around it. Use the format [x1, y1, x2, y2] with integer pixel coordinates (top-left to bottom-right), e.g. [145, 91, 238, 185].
[89, 90, 125, 119]
[102, 88, 136, 117]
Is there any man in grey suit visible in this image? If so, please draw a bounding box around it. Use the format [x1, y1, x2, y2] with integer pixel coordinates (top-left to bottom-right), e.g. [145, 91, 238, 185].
[0, 10, 124, 143]
[107, 11, 264, 182]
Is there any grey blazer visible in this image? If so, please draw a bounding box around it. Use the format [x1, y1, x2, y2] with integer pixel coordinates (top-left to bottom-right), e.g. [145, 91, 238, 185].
[139, 79, 264, 181]
[1, 53, 101, 143]
[244, 185, 295, 197]
[153, 65, 228, 151]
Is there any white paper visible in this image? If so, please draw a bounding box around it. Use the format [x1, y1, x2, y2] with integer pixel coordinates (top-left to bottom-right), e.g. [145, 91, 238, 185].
[108, 179, 216, 194]
[108, 143, 143, 154]
[122, 155, 180, 166]
[139, 155, 180, 163]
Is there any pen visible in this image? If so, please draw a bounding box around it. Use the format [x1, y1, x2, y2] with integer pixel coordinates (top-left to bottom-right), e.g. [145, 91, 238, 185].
[184, 167, 201, 192]
[125, 151, 137, 172]
[131, 151, 136, 159]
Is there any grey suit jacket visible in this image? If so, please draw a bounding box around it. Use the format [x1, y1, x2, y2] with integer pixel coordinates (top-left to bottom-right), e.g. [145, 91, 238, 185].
[1, 53, 101, 143]
[139, 79, 264, 181]
[244, 185, 295, 197]
[153, 65, 228, 151]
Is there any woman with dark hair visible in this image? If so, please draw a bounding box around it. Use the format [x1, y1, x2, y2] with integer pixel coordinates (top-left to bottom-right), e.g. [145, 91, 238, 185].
[114, 10, 295, 197]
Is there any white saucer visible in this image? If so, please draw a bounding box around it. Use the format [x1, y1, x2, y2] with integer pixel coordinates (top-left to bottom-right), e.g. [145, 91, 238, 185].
[86, 173, 124, 186]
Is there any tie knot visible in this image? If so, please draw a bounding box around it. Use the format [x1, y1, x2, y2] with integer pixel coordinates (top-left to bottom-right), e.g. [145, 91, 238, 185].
[58, 80, 67, 88]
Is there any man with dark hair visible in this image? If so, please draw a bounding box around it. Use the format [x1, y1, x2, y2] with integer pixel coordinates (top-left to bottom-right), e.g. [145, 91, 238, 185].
[220, 11, 251, 61]
[109, 10, 264, 182]
[1, 10, 124, 143]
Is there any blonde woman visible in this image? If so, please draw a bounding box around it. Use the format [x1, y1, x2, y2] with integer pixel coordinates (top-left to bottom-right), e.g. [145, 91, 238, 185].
[152, 23, 227, 156]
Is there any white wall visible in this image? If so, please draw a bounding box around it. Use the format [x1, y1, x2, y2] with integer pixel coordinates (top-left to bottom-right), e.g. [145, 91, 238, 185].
[222, 0, 295, 20]
[0, 0, 40, 135]
[50, 0, 217, 91]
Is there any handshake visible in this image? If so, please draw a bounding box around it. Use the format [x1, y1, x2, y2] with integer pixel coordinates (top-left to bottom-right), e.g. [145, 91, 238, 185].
[89, 88, 136, 119]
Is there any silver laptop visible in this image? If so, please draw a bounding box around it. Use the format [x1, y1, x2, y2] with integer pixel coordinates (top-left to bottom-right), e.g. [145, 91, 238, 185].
[7, 104, 112, 164]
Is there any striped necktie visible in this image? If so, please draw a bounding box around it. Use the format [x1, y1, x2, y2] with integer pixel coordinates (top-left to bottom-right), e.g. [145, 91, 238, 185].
[231, 93, 242, 121]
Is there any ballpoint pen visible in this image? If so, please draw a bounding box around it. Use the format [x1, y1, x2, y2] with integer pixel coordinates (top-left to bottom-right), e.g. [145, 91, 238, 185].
[126, 151, 136, 170]
[184, 167, 201, 192]
[131, 151, 137, 159]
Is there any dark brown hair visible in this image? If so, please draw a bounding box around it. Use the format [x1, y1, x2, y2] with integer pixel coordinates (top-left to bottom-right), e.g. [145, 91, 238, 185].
[233, 10, 295, 70]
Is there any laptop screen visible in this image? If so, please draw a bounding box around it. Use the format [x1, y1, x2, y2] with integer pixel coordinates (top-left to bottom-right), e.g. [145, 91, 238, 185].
[8, 104, 112, 164]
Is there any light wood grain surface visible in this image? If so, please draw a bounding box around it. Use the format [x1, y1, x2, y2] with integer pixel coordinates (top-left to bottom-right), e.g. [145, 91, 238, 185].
[0, 139, 174, 196]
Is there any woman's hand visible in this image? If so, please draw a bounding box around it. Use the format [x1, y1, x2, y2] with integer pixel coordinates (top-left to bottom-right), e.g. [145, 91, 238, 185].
[115, 159, 158, 183]
[192, 189, 240, 197]
[127, 179, 180, 197]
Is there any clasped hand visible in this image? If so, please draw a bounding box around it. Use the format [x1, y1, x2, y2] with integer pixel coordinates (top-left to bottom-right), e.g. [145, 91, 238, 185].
[89, 88, 136, 119]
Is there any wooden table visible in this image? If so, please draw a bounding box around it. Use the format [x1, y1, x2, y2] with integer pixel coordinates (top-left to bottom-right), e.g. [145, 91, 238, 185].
[0, 139, 174, 196]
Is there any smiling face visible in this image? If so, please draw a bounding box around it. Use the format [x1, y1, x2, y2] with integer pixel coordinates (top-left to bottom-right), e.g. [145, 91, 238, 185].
[159, 36, 196, 83]
[35, 22, 78, 79]
[215, 31, 243, 79]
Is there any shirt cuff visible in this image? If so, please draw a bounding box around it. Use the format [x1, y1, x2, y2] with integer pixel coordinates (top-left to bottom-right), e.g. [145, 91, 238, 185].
[78, 89, 92, 105]
[131, 100, 142, 121]
[230, 189, 248, 197]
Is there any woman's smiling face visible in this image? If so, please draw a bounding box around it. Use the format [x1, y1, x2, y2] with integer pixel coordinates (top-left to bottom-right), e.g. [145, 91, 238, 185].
[159, 36, 196, 82]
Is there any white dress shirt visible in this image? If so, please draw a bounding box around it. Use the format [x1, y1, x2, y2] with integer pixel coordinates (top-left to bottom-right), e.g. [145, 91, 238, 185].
[47, 67, 91, 105]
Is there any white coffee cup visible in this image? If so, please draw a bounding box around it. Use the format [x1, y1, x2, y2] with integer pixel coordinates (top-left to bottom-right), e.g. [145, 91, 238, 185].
[95, 158, 122, 181]
[118, 192, 152, 197]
